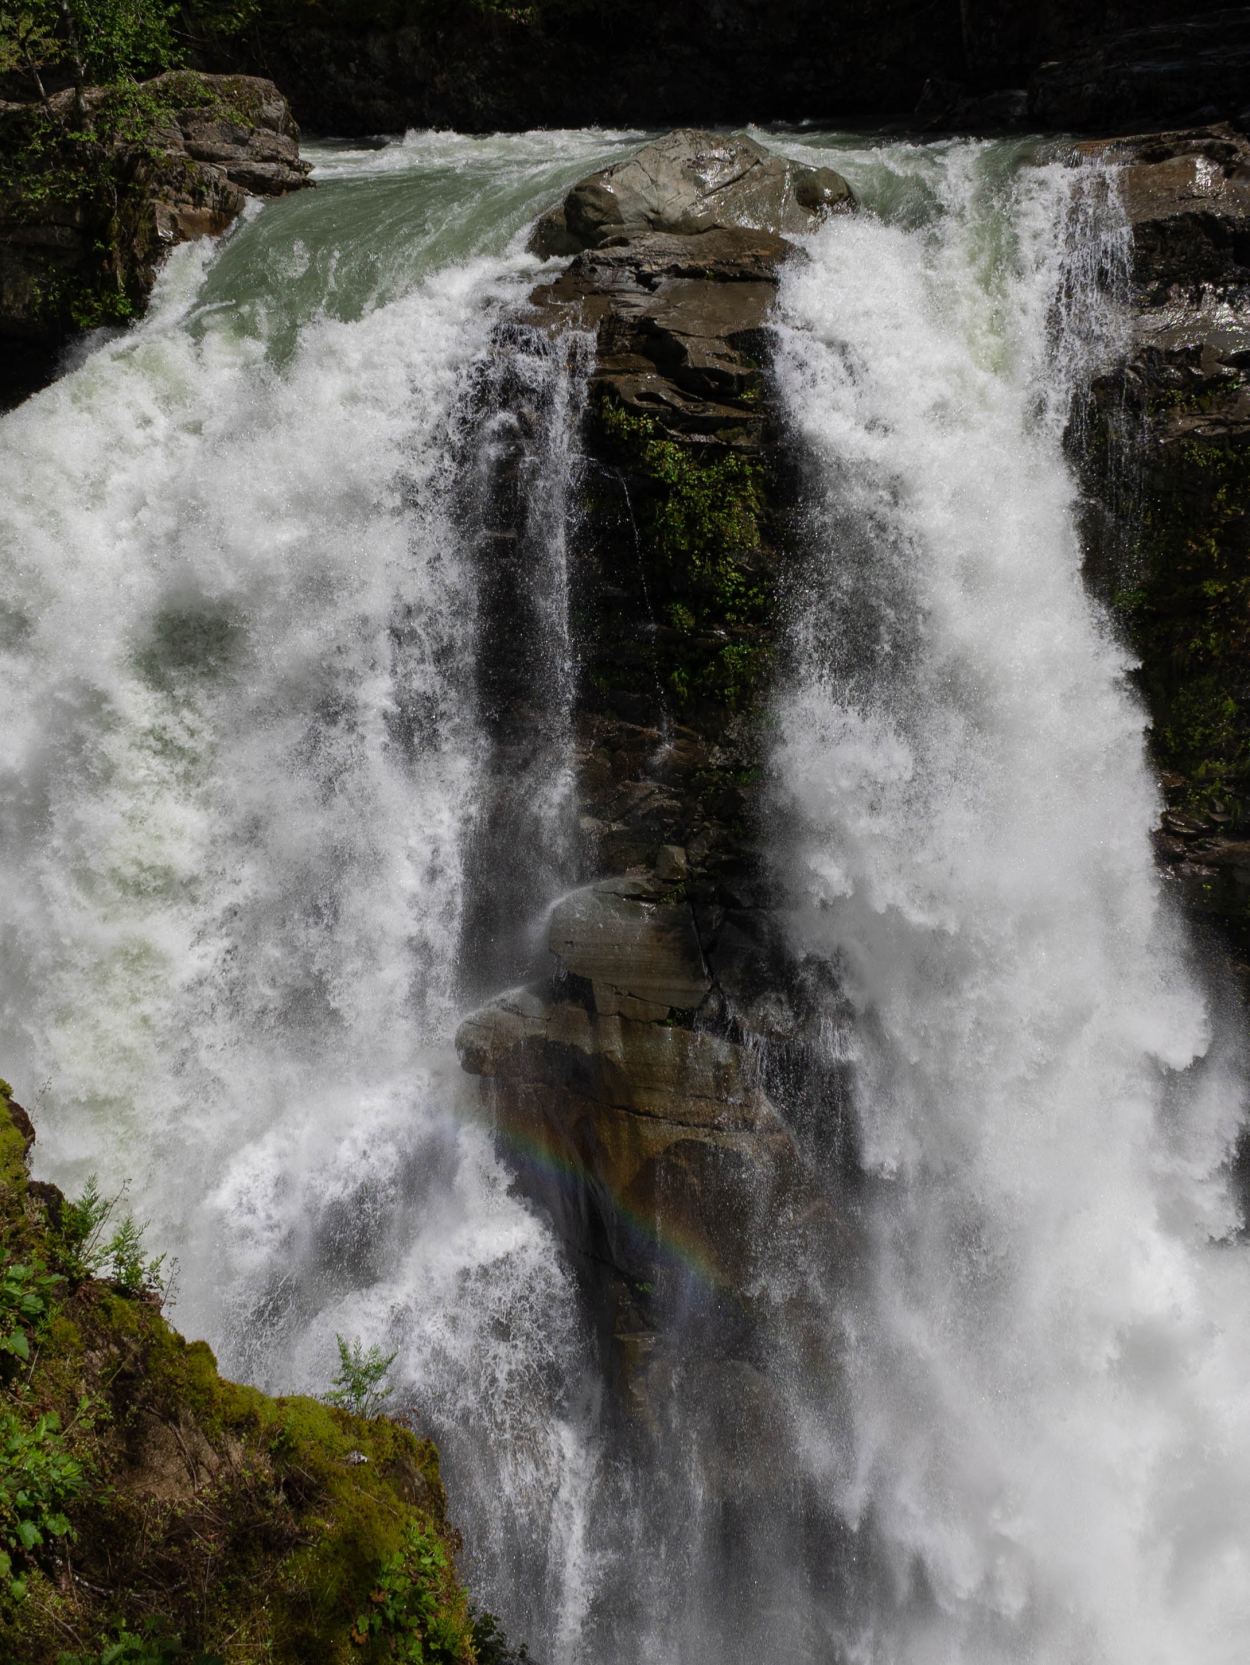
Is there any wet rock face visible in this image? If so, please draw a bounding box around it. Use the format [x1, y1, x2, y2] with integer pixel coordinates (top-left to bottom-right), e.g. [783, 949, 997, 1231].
[548, 877, 712, 1018]
[528, 224, 786, 436]
[529, 128, 853, 258]
[1097, 125, 1250, 300]
[456, 882, 820, 1409]
[1077, 123, 1250, 966]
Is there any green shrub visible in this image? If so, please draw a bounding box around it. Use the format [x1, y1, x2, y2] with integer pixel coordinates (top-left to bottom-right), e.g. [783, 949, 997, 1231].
[0, 1261, 62, 1367]
[0, 1400, 92, 1600]
[325, 1335, 396, 1420]
[56, 1176, 168, 1298]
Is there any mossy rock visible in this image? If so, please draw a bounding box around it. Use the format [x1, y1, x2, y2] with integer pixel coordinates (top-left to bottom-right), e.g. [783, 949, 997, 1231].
[0, 1081, 477, 1664]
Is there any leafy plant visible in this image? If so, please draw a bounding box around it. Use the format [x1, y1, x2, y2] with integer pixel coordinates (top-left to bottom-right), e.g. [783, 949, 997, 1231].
[470, 1609, 532, 1664]
[56, 1175, 169, 1298]
[0, 1260, 62, 1367]
[0, 1399, 92, 1599]
[325, 1334, 396, 1419]
[0, 0, 181, 120]
[350, 1521, 469, 1662]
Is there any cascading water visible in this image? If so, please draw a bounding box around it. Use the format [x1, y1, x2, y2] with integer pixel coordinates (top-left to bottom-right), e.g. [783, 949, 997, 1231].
[0, 127, 639, 1653]
[2, 119, 1249, 1665]
[771, 140, 1250, 1662]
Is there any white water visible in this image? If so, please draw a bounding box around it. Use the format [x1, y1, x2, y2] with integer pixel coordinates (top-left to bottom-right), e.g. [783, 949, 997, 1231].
[773, 143, 1250, 1663]
[0, 126, 646, 1650]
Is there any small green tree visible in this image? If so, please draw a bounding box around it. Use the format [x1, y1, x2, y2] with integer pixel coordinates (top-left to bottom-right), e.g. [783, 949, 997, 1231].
[0, 0, 180, 125]
[325, 1334, 396, 1420]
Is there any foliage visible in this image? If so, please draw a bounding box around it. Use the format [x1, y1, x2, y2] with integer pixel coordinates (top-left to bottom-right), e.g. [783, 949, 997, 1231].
[0, 1401, 91, 1600]
[0, 1260, 62, 1367]
[58, 1622, 224, 1663]
[600, 398, 773, 711]
[470, 1610, 532, 1664]
[0, 0, 180, 106]
[349, 1521, 471, 1662]
[56, 1174, 168, 1298]
[325, 1334, 397, 1420]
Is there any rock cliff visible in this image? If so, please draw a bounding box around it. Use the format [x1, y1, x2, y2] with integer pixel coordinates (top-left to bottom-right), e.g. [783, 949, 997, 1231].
[1078, 123, 1250, 970]
[209, 0, 1246, 138]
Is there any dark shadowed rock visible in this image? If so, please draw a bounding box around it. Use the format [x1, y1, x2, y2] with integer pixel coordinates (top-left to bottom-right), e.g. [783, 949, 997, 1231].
[1031, 8, 1250, 133]
[529, 129, 853, 259]
[1076, 123, 1250, 967]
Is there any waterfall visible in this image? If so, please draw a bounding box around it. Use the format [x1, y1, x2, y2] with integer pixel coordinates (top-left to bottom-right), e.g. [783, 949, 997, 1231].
[3, 120, 1249, 1665]
[772, 141, 1250, 1663]
[0, 127, 640, 1654]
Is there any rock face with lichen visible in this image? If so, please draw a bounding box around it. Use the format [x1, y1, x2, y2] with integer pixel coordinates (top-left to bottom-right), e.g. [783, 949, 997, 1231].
[0, 72, 311, 405]
[457, 132, 854, 1415]
[1077, 123, 1250, 968]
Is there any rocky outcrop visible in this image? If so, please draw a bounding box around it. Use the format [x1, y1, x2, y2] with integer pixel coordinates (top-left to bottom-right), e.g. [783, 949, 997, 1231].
[0, 73, 310, 404]
[1031, 8, 1250, 132]
[1077, 123, 1250, 965]
[530, 128, 853, 258]
[458, 133, 854, 1415]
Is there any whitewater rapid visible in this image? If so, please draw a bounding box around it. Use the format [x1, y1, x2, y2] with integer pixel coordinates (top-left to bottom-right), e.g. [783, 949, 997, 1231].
[773, 142, 1250, 1663]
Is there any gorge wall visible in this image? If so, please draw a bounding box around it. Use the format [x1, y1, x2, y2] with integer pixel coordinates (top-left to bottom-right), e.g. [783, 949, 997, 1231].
[1078, 123, 1250, 972]
[453, 117, 1250, 1523]
[208, 0, 1250, 137]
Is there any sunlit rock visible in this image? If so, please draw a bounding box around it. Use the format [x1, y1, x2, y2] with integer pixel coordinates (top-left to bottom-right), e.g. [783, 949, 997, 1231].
[529, 127, 853, 258]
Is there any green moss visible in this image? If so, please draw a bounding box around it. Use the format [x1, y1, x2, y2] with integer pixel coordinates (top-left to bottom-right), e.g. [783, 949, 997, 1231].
[598, 399, 775, 713]
[0, 1079, 477, 1665]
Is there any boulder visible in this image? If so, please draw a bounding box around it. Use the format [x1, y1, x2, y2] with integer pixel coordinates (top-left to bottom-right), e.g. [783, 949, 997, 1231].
[529, 128, 853, 259]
